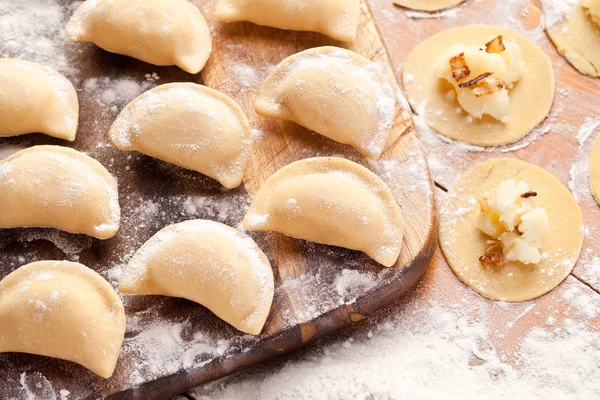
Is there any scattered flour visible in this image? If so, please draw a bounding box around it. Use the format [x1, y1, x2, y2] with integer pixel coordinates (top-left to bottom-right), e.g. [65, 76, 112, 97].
[192, 278, 600, 399]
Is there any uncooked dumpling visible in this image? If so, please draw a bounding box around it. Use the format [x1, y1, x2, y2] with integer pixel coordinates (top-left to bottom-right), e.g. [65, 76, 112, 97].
[590, 134, 600, 205]
[439, 158, 583, 301]
[0, 59, 78, 141]
[243, 157, 404, 267]
[255, 47, 396, 159]
[119, 220, 274, 335]
[393, 0, 466, 12]
[215, 0, 360, 42]
[0, 261, 126, 378]
[65, 0, 212, 74]
[0, 146, 120, 239]
[543, 0, 600, 77]
[403, 25, 554, 146]
[109, 83, 251, 189]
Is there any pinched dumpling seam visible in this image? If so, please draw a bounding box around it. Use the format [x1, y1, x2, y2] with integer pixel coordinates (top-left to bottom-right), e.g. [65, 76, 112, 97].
[0, 59, 78, 140]
[0, 147, 120, 237]
[109, 83, 252, 188]
[244, 157, 404, 267]
[257, 48, 397, 159]
[121, 220, 273, 329]
[65, 0, 212, 74]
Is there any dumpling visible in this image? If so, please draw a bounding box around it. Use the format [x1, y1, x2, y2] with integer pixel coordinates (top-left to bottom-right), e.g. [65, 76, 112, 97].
[0, 59, 78, 141]
[119, 220, 274, 335]
[109, 83, 252, 189]
[215, 0, 360, 42]
[243, 157, 404, 267]
[255, 47, 396, 159]
[0, 146, 120, 239]
[0, 260, 126, 378]
[65, 0, 212, 74]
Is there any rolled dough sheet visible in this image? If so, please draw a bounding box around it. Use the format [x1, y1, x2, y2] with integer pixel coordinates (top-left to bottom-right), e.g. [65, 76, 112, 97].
[403, 25, 555, 146]
[545, 0, 600, 77]
[439, 158, 583, 302]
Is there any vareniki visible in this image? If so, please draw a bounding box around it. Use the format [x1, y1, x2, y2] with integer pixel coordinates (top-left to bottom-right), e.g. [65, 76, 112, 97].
[244, 157, 404, 267]
[256, 47, 396, 159]
[0, 59, 78, 141]
[66, 0, 212, 74]
[109, 83, 252, 189]
[119, 220, 275, 335]
[0, 146, 120, 239]
[0, 261, 126, 378]
[215, 0, 360, 42]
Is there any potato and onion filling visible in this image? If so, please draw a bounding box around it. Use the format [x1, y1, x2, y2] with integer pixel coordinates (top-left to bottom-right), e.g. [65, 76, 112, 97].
[477, 179, 548, 266]
[435, 35, 526, 122]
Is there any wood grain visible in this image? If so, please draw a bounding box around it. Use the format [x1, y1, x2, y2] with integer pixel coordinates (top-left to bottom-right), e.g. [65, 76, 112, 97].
[368, 0, 600, 292]
[0, 0, 435, 399]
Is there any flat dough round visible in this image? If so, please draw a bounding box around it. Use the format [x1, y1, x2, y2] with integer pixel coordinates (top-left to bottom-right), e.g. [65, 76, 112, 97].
[544, 1, 600, 77]
[403, 25, 555, 146]
[393, 0, 465, 12]
[439, 158, 583, 301]
[590, 134, 600, 204]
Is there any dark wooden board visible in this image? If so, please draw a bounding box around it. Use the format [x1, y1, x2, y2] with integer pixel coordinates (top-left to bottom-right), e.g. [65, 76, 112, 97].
[0, 0, 436, 398]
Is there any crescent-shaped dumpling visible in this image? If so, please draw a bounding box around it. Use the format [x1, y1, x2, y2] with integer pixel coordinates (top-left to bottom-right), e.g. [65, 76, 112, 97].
[215, 0, 361, 42]
[0, 146, 120, 239]
[65, 0, 212, 74]
[109, 83, 252, 189]
[243, 157, 404, 267]
[255, 47, 396, 159]
[119, 220, 274, 335]
[0, 261, 126, 378]
[0, 59, 78, 141]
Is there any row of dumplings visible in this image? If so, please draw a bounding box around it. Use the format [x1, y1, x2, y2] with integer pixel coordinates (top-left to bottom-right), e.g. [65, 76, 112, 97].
[65, 0, 362, 75]
[0, 0, 405, 380]
[1, 43, 397, 175]
[0, 151, 404, 378]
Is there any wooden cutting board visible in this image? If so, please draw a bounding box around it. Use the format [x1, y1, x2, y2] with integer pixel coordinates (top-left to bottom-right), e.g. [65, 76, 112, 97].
[0, 0, 436, 398]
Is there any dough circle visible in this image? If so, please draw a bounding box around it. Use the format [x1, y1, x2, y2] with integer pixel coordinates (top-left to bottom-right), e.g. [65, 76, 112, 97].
[439, 158, 583, 302]
[393, 0, 465, 12]
[590, 134, 600, 204]
[545, 2, 600, 78]
[403, 25, 555, 146]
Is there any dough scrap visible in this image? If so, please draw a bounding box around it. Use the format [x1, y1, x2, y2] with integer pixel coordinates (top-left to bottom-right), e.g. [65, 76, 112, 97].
[544, 0, 600, 77]
[256, 47, 396, 159]
[0, 146, 120, 239]
[119, 220, 274, 335]
[0, 261, 126, 378]
[215, 0, 360, 42]
[393, 0, 466, 12]
[65, 0, 212, 74]
[0, 59, 78, 141]
[590, 134, 600, 205]
[243, 157, 404, 267]
[403, 25, 554, 146]
[110, 83, 252, 189]
[439, 158, 583, 301]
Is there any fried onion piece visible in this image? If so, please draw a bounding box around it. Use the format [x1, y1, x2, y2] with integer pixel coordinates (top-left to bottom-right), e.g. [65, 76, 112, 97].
[450, 52, 471, 82]
[458, 72, 494, 88]
[479, 239, 506, 267]
[521, 191, 538, 198]
[471, 78, 504, 97]
[485, 35, 505, 54]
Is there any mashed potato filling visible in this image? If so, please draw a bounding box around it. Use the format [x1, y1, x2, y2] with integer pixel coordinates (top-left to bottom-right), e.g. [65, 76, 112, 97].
[477, 179, 548, 265]
[435, 35, 526, 122]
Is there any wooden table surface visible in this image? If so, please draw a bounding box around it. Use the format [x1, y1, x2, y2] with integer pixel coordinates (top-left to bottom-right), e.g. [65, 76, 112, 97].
[183, 0, 600, 397]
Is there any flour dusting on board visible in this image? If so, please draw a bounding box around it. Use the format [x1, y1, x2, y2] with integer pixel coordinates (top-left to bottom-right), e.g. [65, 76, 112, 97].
[192, 276, 600, 399]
